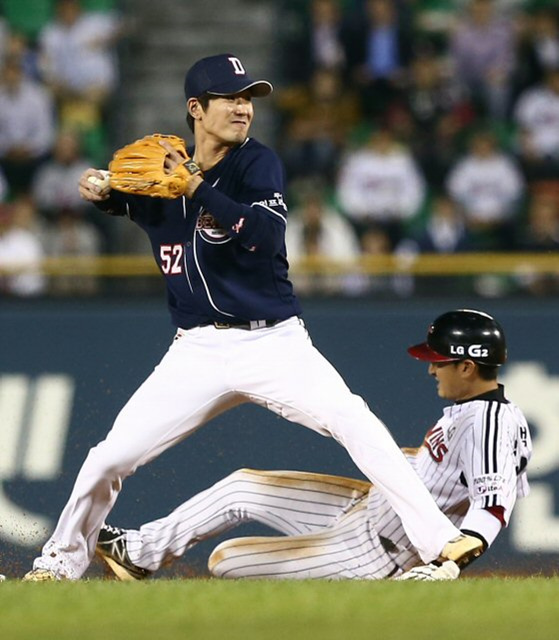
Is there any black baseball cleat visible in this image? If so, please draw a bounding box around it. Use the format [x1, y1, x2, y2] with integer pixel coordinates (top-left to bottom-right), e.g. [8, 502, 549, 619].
[96, 524, 152, 581]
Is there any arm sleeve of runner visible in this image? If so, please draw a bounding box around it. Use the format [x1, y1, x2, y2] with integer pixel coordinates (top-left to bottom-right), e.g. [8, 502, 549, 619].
[461, 506, 502, 548]
[460, 413, 521, 521]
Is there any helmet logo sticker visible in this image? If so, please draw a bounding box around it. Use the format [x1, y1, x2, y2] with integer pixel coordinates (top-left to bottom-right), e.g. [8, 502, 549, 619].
[449, 344, 489, 358]
[468, 344, 489, 358]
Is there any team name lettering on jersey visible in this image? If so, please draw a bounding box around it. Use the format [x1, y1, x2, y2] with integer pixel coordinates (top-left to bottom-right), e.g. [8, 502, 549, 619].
[423, 425, 448, 462]
[196, 211, 230, 244]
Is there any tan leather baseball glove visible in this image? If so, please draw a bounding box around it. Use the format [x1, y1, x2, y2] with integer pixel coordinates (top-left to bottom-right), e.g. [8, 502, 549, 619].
[109, 134, 202, 198]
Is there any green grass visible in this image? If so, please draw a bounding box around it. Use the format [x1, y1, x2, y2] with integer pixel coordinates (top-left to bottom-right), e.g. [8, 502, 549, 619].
[0, 577, 557, 640]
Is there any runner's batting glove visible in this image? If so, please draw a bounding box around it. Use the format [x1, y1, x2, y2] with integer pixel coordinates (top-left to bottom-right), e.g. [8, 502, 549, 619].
[109, 134, 202, 198]
[394, 560, 460, 582]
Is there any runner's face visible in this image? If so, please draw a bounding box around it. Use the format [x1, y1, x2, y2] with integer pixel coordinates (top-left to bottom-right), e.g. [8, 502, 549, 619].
[428, 361, 469, 401]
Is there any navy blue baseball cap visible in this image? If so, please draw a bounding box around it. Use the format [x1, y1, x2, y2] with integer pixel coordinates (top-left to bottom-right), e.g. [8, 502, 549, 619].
[184, 53, 273, 101]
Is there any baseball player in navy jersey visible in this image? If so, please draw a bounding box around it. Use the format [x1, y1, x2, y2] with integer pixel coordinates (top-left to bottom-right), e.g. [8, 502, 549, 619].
[24, 54, 475, 581]
[93, 309, 531, 582]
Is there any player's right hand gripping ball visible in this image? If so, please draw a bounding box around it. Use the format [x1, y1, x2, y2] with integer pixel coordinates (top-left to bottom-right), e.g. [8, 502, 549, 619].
[109, 134, 202, 198]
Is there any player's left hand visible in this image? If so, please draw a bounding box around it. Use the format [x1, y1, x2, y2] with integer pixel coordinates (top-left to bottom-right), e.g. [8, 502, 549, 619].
[158, 138, 186, 172]
[109, 134, 203, 199]
[394, 560, 460, 581]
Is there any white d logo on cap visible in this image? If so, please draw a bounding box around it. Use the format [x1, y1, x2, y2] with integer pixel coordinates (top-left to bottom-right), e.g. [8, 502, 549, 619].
[228, 57, 246, 75]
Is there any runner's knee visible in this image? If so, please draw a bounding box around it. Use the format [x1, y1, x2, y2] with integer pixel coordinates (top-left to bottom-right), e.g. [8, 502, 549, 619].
[208, 538, 243, 577]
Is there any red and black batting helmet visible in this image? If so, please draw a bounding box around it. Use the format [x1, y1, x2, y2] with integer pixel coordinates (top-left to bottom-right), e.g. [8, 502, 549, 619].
[407, 309, 507, 366]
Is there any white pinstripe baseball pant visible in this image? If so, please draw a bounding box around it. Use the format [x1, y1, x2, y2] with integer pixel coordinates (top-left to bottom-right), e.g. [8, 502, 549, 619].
[124, 468, 402, 579]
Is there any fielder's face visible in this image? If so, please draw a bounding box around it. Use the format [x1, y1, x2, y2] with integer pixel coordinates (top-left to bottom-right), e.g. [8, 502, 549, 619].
[194, 90, 254, 146]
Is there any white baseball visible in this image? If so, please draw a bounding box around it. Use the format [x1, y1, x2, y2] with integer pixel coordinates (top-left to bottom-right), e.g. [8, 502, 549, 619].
[88, 170, 110, 189]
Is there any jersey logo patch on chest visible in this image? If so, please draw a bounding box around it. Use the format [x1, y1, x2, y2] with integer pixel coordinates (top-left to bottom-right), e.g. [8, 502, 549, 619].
[424, 424, 448, 462]
[196, 211, 230, 244]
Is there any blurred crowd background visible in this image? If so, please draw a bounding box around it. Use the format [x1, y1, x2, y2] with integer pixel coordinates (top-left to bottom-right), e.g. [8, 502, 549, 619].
[0, 0, 558, 299]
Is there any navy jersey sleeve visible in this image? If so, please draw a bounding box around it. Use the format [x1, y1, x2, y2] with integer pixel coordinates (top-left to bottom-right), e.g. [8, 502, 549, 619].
[190, 144, 287, 256]
[94, 189, 166, 225]
[94, 190, 132, 217]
